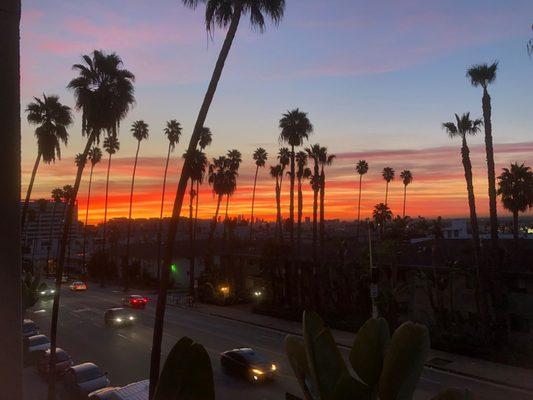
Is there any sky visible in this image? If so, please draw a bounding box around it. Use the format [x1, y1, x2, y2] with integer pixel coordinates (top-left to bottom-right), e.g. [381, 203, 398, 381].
[21, 0, 533, 224]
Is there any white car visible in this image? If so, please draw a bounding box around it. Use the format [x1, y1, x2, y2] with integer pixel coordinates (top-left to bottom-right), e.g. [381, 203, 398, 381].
[64, 363, 110, 399]
[89, 379, 149, 400]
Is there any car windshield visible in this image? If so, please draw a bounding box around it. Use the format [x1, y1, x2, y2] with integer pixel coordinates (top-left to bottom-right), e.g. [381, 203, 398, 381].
[114, 309, 131, 317]
[23, 322, 36, 333]
[238, 350, 268, 365]
[74, 364, 104, 382]
[45, 349, 69, 362]
[29, 335, 49, 346]
[130, 295, 143, 299]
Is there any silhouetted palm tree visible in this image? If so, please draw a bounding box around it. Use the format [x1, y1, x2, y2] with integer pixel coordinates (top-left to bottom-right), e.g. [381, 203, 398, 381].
[306, 144, 324, 256]
[382, 167, 395, 205]
[208, 156, 229, 241]
[224, 149, 242, 226]
[49, 52, 134, 398]
[295, 151, 311, 247]
[467, 62, 499, 250]
[400, 170, 413, 218]
[102, 136, 120, 257]
[250, 147, 268, 240]
[373, 203, 393, 238]
[497, 163, 533, 246]
[442, 113, 483, 266]
[156, 120, 182, 280]
[318, 147, 335, 249]
[60, 185, 75, 278]
[46, 188, 63, 277]
[279, 109, 313, 245]
[270, 164, 283, 238]
[125, 120, 149, 290]
[82, 147, 102, 270]
[194, 127, 213, 240]
[355, 160, 369, 239]
[151, 2, 286, 391]
[22, 94, 72, 229]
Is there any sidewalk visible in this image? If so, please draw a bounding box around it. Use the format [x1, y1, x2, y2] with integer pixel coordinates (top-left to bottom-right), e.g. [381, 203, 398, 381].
[175, 301, 533, 392]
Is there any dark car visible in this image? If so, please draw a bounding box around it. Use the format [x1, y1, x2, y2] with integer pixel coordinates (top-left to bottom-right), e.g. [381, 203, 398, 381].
[121, 294, 148, 309]
[37, 348, 73, 378]
[39, 285, 56, 298]
[220, 348, 277, 382]
[23, 319, 39, 338]
[104, 308, 135, 327]
[64, 362, 110, 399]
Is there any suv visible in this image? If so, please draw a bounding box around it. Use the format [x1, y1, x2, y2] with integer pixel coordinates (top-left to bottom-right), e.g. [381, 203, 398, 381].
[104, 308, 135, 327]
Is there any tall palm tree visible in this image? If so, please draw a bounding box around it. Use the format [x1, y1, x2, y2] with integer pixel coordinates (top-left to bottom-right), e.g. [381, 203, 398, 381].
[276, 147, 290, 238]
[270, 164, 283, 238]
[355, 160, 369, 239]
[156, 120, 182, 280]
[400, 170, 413, 218]
[318, 147, 335, 249]
[306, 144, 325, 257]
[497, 163, 533, 246]
[60, 185, 75, 278]
[49, 51, 134, 398]
[373, 203, 393, 238]
[382, 167, 395, 205]
[194, 127, 213, 240]
[151, 1, 286, 392]
[46, 188, 63, 277]
[184, 148, 208, 298]
[102, 135, 120, 259]
[279, 109, 313, 245]
[208, 156, 229, 241]
[467, 62, 499, 250]
[295, 151, 311, 247]
[224, 149, 242, 227]
[82, 147, 102, 270]
[250, 147, 268, 240]
[442, 113, 483, 266]
[22, 94, 72, 228]
[125, 120, 149, 290]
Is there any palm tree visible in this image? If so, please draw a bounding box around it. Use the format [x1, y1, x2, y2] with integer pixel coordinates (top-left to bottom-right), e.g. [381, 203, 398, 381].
[49, 51, 134, 398]
[208, 156, 229, 241]
[46, 188, 63, 277]
[184, 148, 208, 297]
[193, 127, 213, 241]
[22, 94, 72, 228]
[400, 170, 413, 218]
[497, 163, 533, 246]
[102, 135, 120, 259]
[467, 62, 499, 250]
[250, 147, 268, 240]
[151, 1, 286, 392]
[60, 185, 75, 278]
[442, 113, 483, 266]
[125, 120, 149, 290]
[295, 151, 311, 247]
[81, 147, 102, 270]
[270, 164, 284, 238]
[279, 109, 313, 245]
[276, 147, 290, 238]
[382, 167, 395, 205]
[355, 160, 369, 239]
[318, 147, 335, 249]
[156, 120, 182, 280]
[306, 144, 324, 256]
[373, 203, 393, 238]
[224, 149, 242, 228]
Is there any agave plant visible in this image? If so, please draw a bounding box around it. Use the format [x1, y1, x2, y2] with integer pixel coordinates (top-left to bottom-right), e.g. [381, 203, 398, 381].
[285, 311, 470, 400]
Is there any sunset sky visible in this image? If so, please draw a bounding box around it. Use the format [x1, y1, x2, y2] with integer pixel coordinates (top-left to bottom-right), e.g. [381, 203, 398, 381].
[21, 0, 533, 224]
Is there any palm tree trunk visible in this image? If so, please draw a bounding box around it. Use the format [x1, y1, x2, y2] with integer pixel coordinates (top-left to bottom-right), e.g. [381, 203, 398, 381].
[209, 193, 223, 242]
[289, 145, 295, 246]
[356, 174, 363, 240]
[482, 88, 498, 250]
[21, 151, 41, 229]
[513, 210, 519, 247]
[249, 164, 259, 241]
[319, 169, 325, 250]
[312, 188, 318, 258]
[297, 176, 303, 248]
[188, 179, 195, 297]
[276, 180, 282, 241]
[1, 2, 22, 398]
[149, 3, 243, 395]
[279, 173, 285, 240]
[48, 130, 95, 400]
[224, 194, 230, 237]
[402, 184, 407, 218]
[156, 143, 172, 283]
[101, 152, 112, 287]
[82, 164, 94, 271]
[461, 137, 481, 267]
[194, 180, 200, 241]
[385, 181, 389, 205]
[46, 202, 57, 277]
[125, 140, 141, 291]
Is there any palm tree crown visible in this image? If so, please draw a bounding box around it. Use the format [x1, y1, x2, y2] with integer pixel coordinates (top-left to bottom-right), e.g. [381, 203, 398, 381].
[373, 203, 393, 226]
[103, 135, 120, 155]
[227, 149, 242, 172]
[442, 113, 483, 138]
[198, 127, 213, 150]
[253, 147, 268, 167]
[89, 147, 103, 166]
[356, 160, 369, 176]
[382, 167, 395, 183]
[164, 120, 182, 150]
[75, 153, 86, 168]
[131, 120, 149, 142]
[401, 170, 413, 186]
[279, 108, 313, 147]
[184, 149, 209, 183]
[26, 94, 72, 163]
[278, 147, 290, 169]
[467, 62, 498, 89]
[498, 163, 533, 214]
[67, 50, 135, 139]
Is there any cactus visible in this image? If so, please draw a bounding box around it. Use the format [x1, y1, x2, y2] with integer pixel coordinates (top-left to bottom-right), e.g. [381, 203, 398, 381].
[153, 336, 215, 400]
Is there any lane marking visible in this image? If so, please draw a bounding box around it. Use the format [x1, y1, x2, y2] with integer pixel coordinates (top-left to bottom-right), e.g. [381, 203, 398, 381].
[117, 334, 128, 340]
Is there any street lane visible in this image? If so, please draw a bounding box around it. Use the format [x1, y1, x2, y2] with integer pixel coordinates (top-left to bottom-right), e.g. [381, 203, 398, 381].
[27, 283, 533, 400]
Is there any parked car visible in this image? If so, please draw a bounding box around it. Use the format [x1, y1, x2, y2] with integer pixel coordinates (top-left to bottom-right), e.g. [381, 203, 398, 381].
[88, 380, 148, 400]
[121, 294, 148, 309]
[23, 319, 39, 338]
[64, 363, 110, 399]
[104, 308, 135, 327]
[70, 281, 87, 291]
[220, 348, 277, 382]
[37, 347, 73, 377]
[23, 334, 50, 365]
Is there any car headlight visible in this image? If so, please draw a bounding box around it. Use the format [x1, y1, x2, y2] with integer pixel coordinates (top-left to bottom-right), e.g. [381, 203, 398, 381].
[129, 316, 134, 320]
[271, 364, 277, 371]
[115, 318, 122, 322]
[251, 368, 263, 375]
[40, 291, 46, 295]
[50, 289, 55, 293]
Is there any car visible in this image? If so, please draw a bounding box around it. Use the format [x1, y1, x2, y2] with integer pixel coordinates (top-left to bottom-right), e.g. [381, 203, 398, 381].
[64, 362, 110, 399]
[23, 319, 39, 338]
[61, 275, 69, 283]
[39, 285, 56, 298]
[70, 281, 87, 291]
[220, 348, 277, 382]
[104, 308, 135, 327]
[23, 334, 50, 365]
[37, 347, 73, 378]
[121, 294, 148, 309]
[89, 380, 149, 400]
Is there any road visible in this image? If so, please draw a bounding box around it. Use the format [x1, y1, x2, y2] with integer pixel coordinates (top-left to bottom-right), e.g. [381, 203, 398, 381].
[27, 283, 533, 400]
